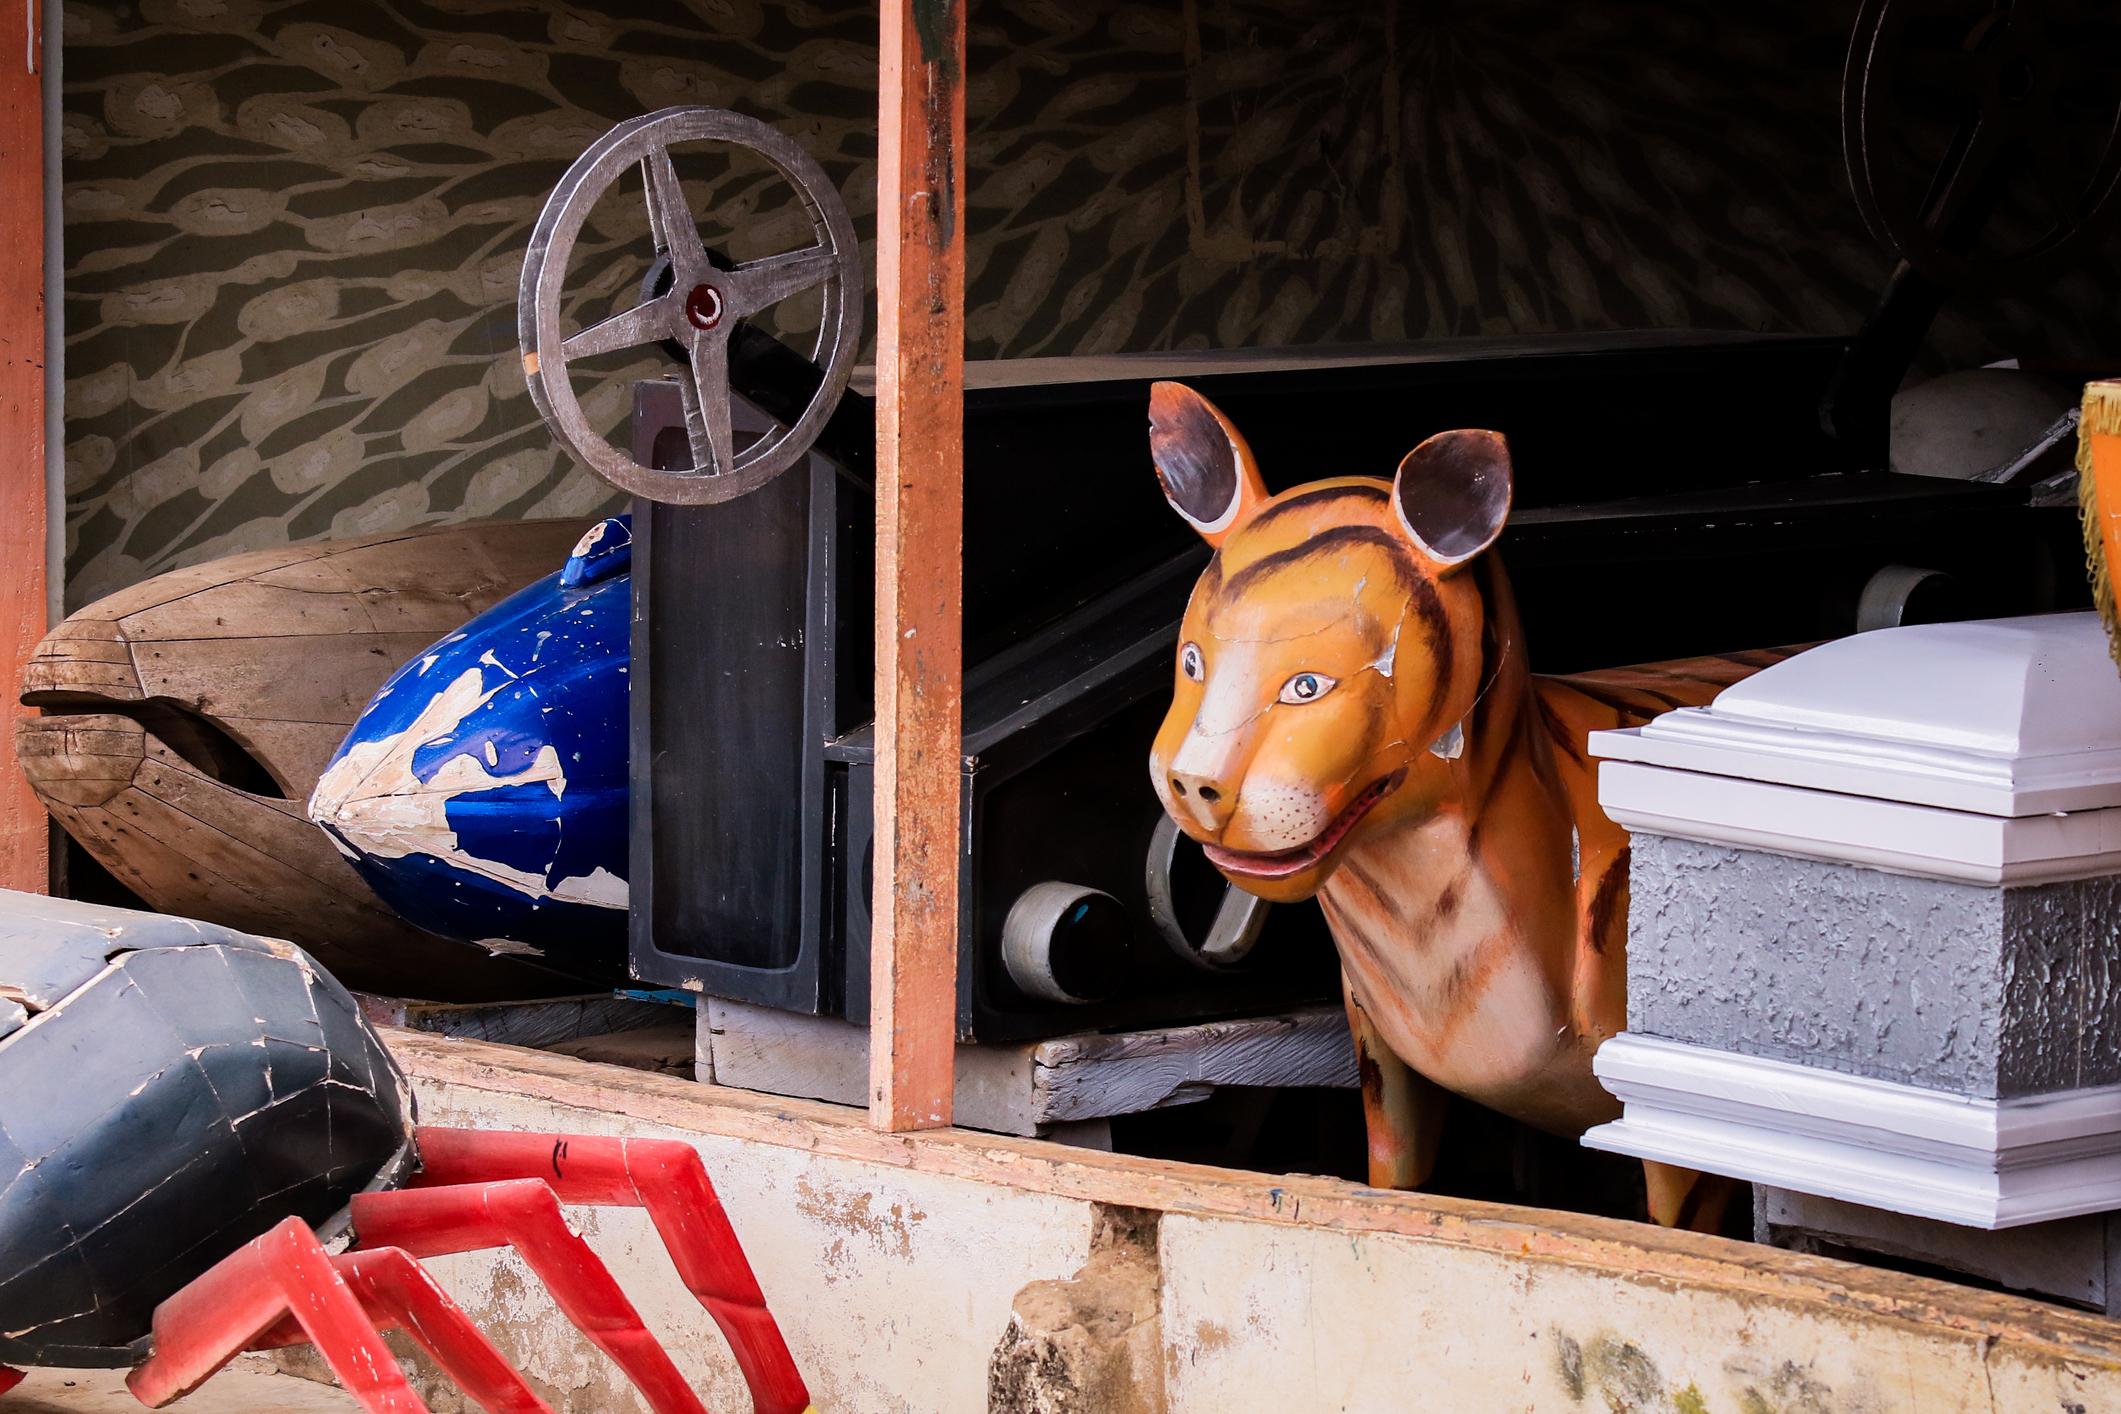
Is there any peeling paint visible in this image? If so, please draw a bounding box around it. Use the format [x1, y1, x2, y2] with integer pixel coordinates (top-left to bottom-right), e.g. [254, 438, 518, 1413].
[309, 526, 630, 965]
[792, 1173, 927, 1261]
[312, 665, 624, 910]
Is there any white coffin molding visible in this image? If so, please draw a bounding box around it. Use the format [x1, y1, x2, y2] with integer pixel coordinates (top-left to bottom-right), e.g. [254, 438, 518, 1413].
[1597, 760, 2121, 885]
[1586, 1034, 2121, 1230]
[1591, 612, 2121, 817]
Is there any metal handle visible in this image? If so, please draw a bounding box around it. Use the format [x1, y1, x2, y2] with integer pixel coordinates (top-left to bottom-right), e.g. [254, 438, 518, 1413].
[1144, 815, 1268, 972]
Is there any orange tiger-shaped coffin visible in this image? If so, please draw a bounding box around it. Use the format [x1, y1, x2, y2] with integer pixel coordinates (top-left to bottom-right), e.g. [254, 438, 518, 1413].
[1144, 382, 1787, 1230]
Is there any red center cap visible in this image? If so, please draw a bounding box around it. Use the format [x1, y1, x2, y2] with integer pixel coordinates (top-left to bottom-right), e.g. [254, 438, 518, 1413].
[684, 283, 724, 331]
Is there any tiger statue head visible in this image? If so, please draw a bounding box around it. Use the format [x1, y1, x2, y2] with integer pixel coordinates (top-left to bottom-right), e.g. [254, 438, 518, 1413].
[1146, 382, 1514, 905]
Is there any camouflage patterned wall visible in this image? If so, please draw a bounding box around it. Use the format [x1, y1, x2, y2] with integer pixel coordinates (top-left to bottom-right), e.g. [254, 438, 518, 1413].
[61, 0, 2117, 605]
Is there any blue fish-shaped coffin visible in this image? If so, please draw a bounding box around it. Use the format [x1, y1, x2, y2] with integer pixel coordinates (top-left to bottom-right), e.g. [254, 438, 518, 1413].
[310, 517, 631, 972]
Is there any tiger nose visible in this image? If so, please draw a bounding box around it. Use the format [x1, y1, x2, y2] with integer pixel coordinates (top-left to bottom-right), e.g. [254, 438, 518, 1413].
[1168, 770, 1236, 833]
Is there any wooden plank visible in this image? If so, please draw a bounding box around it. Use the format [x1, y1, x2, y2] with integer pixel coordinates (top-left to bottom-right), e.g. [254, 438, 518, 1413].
[129, 631, 443, 723]
[711, 997, 1037, 1133]
[870, 0, 968, 1131]
[248, 518, 586, 636]
[64, 543, 328, 621]
[31, 620, 130, 658]
[13, 713, 140, 806]
[119, 580, 378, 641]
[0, 0, 42, 894]
[49, 793, 315, 940]
[355, 992, 675, 1049]
[1027, 1009, 1358, 1123]
[708, 998, 1355, 1136]
[21, 653, 143, 701]
[393, 1026, 2121, 1368]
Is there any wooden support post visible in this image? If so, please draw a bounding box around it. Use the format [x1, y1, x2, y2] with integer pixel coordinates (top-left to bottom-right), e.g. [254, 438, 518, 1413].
[870, 0, 966, 1131]
[0, 0, 43, 896]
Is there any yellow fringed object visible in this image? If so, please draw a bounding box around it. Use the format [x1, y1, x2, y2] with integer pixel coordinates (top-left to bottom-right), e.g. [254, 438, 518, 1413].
[2079, 380, 2121, 672]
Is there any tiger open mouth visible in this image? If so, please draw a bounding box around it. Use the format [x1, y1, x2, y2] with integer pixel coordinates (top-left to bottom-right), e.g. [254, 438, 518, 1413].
[1202, 769, 1406, 881]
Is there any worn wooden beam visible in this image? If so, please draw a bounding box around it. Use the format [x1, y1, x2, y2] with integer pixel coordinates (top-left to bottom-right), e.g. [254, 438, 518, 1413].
[708, 999, 1358, 1136]
[354, 992, 678, 1050]
[870, 0, 967, 1132]
[0, 0, 43, 896]
[392, 1026, 2121, 1376]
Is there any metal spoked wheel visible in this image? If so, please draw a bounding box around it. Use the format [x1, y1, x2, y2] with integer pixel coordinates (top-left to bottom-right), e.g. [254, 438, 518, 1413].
[518, 107, 862, 505]
[1843, 0, 2121, 291]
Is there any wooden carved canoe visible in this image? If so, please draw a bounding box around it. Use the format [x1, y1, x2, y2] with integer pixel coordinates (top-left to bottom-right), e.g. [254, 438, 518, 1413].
[15, 519, 594, 1001]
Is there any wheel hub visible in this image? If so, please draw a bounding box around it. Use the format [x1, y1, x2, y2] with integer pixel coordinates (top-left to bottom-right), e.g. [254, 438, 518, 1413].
[683, 282, 724, 332]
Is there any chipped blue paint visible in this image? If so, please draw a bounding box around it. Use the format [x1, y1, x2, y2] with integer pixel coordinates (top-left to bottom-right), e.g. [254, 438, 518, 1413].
[311, 517, 633, 970]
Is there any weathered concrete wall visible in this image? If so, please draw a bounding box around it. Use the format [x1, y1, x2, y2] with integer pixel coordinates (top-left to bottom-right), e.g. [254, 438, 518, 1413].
[411, 1076, 1095, 1413]
[381, 1031, 2121, 1413]
[1627, 835, 2121, 1098]
[1158, 1214, 2113, 1412]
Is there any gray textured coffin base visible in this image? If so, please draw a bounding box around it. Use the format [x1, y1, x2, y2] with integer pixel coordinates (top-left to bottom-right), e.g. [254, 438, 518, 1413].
[1626, 835, 2121, 1101]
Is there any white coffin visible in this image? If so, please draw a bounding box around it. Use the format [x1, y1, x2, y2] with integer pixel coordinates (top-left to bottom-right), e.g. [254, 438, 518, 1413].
[1583, 611, 2121, 1228]
[1590, 611, 2121, 885]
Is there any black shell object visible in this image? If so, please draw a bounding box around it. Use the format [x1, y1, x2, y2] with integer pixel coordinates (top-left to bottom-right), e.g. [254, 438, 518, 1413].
[0, 893, 416, 1367]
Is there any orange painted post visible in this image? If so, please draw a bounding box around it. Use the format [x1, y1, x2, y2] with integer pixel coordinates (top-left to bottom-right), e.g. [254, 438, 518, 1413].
[869, 0, 966, 1131]
[2080, 380, 2121, 672]
[0, 0, 43, 896]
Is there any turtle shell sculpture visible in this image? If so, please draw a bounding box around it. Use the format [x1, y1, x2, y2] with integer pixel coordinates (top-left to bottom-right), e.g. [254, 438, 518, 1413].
[0, 891, 810, 1412]
[0, 892, 417, 1370]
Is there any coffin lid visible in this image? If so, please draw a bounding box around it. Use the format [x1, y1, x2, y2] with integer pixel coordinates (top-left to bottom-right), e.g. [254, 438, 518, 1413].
[1591, 612, 2121, 818]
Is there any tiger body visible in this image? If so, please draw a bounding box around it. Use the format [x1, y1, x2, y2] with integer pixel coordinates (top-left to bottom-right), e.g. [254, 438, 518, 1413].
[1323, 614, 1781, 1135]
[1141, 383, 1784, 1225]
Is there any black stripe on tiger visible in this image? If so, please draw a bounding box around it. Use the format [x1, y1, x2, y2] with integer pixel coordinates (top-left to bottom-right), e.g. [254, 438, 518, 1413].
[1216, 525, 1453, 708]
[1196, 552, 1224, 597]
[1556, 679, 1698, 719]
[1585, 847, 1630, 954]
[1339, 857, 1411, 928]
[1243, 482, 1389, 533]
[1536, 694, 1587, 767]
[1458, 555, 1524, 826]
[1673, 1175, 1721, 1232]
[1220, 525, 1414, 600]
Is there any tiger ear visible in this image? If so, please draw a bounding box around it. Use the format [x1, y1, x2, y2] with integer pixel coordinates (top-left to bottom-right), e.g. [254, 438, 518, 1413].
[1148, 382, 1268, 545]
[1391, 429, 1512, 574]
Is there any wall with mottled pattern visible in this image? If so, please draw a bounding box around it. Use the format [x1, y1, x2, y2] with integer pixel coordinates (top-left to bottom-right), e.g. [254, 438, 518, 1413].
[61, 0, 2119, 605]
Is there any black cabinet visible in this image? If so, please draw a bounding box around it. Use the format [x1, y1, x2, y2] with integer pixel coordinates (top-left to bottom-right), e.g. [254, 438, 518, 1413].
[627, 334, 2083, 1040]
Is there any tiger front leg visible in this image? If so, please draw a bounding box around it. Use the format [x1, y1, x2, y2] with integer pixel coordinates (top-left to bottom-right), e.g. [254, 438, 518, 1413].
[1644, 1160, 1738, 1233]
[1344, 981, 1451, 1190]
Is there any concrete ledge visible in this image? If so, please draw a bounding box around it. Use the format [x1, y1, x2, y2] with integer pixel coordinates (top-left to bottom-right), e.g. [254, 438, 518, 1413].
[388, 1027, 2121, 1411]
